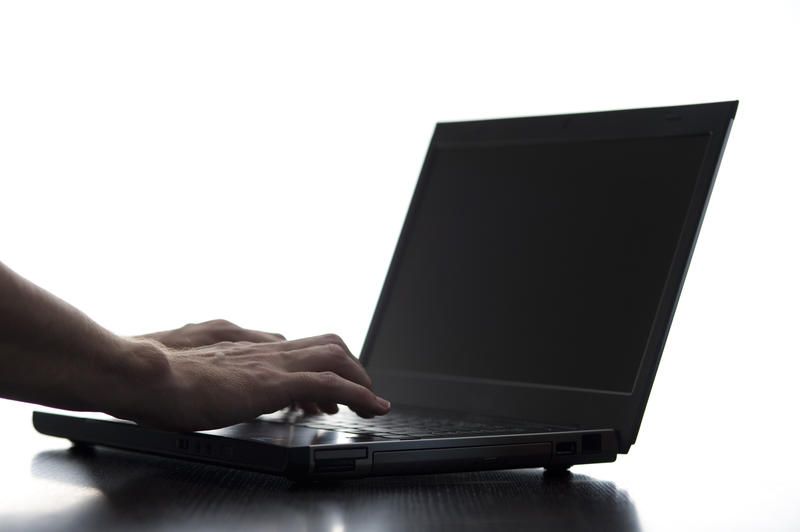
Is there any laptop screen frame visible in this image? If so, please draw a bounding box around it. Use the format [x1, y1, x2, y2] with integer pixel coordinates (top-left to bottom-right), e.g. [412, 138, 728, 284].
[359, 102, 737, 451]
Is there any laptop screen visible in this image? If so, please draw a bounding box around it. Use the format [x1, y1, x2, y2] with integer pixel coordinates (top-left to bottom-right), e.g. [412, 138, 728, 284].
[367, 133, 711, 394]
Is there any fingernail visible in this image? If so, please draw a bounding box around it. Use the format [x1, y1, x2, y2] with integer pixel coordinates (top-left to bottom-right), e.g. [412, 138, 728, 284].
[376, 397, 391, 409]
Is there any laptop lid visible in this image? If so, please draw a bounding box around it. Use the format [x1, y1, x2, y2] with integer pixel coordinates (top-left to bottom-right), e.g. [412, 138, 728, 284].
[360, 102, 737, 451]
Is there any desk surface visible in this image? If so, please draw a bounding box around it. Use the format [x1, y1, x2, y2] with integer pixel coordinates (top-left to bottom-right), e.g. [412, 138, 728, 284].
[0, 399, 797, 532]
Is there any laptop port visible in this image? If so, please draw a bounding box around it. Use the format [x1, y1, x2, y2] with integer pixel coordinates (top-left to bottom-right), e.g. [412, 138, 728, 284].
[555, 441, 577, 455]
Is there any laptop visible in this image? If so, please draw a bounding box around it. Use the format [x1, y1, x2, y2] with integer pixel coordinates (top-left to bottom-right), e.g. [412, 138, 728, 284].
[33, 101, 738, 480]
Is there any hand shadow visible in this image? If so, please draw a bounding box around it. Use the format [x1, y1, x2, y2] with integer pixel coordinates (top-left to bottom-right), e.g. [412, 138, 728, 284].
[23, 445, 641, 532]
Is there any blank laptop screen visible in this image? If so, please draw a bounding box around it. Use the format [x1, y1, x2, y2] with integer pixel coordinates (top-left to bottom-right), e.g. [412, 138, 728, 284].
[367, 134, 711, 393]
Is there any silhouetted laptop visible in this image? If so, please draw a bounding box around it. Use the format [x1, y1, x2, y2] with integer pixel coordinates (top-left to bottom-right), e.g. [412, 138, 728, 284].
[34, 101, 737, 480]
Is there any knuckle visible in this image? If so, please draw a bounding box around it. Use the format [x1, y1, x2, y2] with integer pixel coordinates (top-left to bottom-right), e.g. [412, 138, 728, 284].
[322, 333, 343, 345]
[324, 343, 347, 360]
[214, 340, 236, 348]
[317, 371, 340, 387]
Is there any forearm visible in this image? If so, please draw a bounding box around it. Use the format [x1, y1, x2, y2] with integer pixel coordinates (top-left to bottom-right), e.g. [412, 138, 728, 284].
[0, 260, 166, 413]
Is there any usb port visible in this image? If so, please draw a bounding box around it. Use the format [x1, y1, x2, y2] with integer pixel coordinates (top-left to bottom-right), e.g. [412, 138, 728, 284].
[555, 441, 576, 455]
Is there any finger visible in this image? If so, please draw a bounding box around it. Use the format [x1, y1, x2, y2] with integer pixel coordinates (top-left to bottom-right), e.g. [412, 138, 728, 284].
[298, 401, 321, 416]
[240, 334, 362, 369]
[232, 330, 286, 343]
[318, 402, 339, 415]
[279, 344, 373, 390]
[202, 320, 285, 343]
[275, 334, 360, 364]
[282, 371, 390, 417]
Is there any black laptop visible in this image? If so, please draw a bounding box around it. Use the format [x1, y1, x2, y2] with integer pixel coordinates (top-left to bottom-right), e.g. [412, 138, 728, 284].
[34, 101, 737, 480]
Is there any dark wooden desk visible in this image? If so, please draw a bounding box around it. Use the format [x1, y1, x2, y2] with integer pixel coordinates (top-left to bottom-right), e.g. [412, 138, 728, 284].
[0, 399, 796, 531]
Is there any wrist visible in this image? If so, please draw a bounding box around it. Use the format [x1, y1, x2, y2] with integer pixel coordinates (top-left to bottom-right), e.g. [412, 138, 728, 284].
[99, 337, 172, 421]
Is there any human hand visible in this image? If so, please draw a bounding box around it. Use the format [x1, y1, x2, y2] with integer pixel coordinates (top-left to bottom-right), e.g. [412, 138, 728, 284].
[138, 319, 285, 348]
[0, 262, 389, 430]
[137, 320, 340, 416]
[115, 333, 390, 432]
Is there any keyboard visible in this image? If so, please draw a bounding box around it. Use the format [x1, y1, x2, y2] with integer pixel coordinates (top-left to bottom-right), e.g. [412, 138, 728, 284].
[272, 405, 559, 440]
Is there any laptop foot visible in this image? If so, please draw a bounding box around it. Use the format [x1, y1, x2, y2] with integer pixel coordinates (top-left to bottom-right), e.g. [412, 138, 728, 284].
[544, 465, 572, 474]
[69, 441, 95, 455]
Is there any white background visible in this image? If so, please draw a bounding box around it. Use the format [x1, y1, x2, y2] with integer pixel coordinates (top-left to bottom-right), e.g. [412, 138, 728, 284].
[1, 1, 799, 530]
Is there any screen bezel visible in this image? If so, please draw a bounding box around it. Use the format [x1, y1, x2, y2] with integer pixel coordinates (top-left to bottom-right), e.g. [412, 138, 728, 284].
[359, 102, 737, 451]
